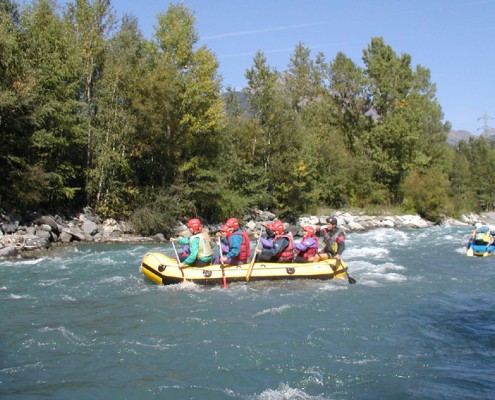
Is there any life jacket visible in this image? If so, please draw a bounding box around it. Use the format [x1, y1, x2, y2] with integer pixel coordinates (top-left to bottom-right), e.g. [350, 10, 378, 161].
[230, 230, 251, 261]
[273, 233, 294, 261]
[297, 236, 318, 259]
[323, 227, 344, 255]
[474, 227, 491, 245]
[190, 232, 213, 258]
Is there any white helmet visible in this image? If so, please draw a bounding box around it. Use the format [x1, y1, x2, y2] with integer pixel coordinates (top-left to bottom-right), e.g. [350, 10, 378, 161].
[475, 222, 482, 229]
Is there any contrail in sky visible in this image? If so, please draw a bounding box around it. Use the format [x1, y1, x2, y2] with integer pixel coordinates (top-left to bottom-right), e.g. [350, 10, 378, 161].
[202, 21, 329, 40]
[216, 40, 363, 59]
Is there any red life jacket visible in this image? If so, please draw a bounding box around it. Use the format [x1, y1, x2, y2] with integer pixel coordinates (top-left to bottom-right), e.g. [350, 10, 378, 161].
[231, 230, 251, 261]
[273, 233, 294, 261]
[298, 236, 318, 259]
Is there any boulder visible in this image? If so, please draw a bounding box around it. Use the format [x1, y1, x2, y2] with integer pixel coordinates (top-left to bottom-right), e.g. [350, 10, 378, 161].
[153, 233, 166, 242]
[34, 229, 52, 240]
[81, 219, 98, 236]
[24, 235, 50, 249]
[59, 231, 72, 243]
[63, 227, 86, 241]
[0, 245, 18, 257]
[3, 223, 18, 234]
[37, 216, 60, 234]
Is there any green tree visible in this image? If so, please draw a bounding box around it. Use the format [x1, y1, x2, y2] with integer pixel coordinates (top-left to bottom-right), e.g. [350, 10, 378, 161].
[88, 14, 145, 217]
[362, 37, 449, 202]
[325, 51, 371, 155]
[0, 0, 35, 209]
[401, 169, 452, 223]
[20, 0, 86, 208]
[131, 3, 224, 222]
[246, 50, 314, 216]
[65, 0, 114, 200]
[283, 42, 323, 113]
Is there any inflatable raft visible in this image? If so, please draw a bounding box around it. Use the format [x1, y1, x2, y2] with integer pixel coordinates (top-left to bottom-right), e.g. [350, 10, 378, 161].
[140, 252, 350, 285]
[467, 243, 495, 257]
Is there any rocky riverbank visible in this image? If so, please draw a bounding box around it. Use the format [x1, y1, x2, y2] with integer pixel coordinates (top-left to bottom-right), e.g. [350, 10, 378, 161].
[0, 208, 485, 258]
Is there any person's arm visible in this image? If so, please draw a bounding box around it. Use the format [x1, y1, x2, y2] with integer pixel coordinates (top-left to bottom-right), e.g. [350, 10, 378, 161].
[177, 237, 189, 246]
[260, 237, 274, 248]
[295, 239, 307, 252]
[335, 234, 345, 258]
[182, 237, 199, 265]
[261, 237, 288, 256]
[225, 234, 241, 258]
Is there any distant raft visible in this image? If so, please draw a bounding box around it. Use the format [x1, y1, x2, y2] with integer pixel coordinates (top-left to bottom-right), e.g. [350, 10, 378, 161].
[467, 243, 495, 257]
[140, 252, 349, 285]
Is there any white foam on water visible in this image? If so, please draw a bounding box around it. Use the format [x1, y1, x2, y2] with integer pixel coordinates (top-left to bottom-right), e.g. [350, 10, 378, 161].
[345, 246, 390, 259]
[100, 275, 127, 284]
[0, 361, 43, 375]
[0, 257, 47, 267]
[364, 271, 408, 282]
[96, 256, 119, 266]
[122, 339, 177, 351]
[253, 304, 292, 318]
[155, 280, 203, 293]
[6, 293, 33, 300]
[346, 260, 407, 286]
[318, 282, 348, 292]
[300, 366, 324, 387]
[37, 278, 69, 287]
[357, 228, 411, 245]
[257, 383, 326, 400]
[39, 326, 85, 344]
[60, 294, 76, 302]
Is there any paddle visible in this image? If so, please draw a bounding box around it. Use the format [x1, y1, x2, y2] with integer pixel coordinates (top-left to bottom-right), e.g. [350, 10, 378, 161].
[246, 228, 263, 282]
[483, 239, 493, 257]
[336, 257, 356, 284]
[466, 247, 474, 257]
[217, 237, 228, 288]
[171, 241, 186, 282]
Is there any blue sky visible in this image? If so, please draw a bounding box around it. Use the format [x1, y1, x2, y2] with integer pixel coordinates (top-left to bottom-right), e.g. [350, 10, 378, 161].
[69, 0, 495, 134]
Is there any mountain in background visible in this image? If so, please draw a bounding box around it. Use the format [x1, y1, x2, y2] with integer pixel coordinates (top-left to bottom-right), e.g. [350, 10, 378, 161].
[480, 129, 495, 141]
[447, 130, 472, 146]
[447, 129, 495, 146]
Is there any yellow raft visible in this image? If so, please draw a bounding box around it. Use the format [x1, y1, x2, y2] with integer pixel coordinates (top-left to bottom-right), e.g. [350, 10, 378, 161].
[140, 252, 350, 285]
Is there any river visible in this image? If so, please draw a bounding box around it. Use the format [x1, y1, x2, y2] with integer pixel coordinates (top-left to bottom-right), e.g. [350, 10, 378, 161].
[1, 225, 494, 399]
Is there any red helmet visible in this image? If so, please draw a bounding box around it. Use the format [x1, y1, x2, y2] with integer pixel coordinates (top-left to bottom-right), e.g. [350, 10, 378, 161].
[226, 217, 239, 229]
[303, 226, 315, 237]
[271, 221, 285, 235]
[220, 225, 230, 233]
[186, 218, 202, 232]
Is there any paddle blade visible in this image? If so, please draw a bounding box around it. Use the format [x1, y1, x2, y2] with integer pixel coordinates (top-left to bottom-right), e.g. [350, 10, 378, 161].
[222, 275, 228, 288]
[466, 248, 474, 257]
[347, 274, 357, 284]
[246, 255, 256, 281]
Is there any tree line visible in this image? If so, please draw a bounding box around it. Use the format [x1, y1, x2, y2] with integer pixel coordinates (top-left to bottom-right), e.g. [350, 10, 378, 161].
[1, 0, 492, 234]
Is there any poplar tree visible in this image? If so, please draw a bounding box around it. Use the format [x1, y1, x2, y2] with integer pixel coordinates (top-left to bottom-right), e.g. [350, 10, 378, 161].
[132, 3, 224, 221]
[88, 14, 144, 217]
[362, 37, 449, 202]
[65, 0, 114, 201]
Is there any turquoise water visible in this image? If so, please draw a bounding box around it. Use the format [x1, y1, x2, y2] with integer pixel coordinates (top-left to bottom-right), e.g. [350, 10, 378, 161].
[1, 226, 495, 400]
